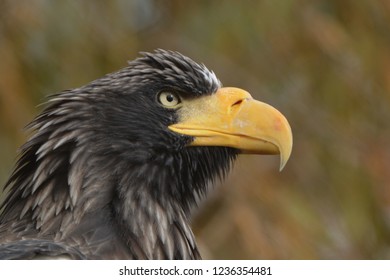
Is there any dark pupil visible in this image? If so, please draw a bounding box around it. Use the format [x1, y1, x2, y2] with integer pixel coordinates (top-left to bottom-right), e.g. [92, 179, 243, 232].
[166, 94, 174, 102]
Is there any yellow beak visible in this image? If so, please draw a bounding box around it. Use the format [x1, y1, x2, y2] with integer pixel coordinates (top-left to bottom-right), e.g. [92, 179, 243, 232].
[169, 87, 293, 170]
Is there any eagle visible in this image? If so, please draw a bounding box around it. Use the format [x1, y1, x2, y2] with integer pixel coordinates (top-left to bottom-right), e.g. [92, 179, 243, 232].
[0, 50, 292, 259]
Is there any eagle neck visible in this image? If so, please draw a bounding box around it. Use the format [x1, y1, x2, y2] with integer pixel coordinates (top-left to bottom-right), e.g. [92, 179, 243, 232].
[112, 177, 201, 259]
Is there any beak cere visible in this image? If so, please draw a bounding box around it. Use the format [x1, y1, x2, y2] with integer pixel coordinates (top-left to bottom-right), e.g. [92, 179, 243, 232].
[169, 87, 293, 170]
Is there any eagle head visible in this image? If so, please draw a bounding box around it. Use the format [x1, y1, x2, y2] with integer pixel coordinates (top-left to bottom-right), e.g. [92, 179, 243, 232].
[0, 49, 292, 259]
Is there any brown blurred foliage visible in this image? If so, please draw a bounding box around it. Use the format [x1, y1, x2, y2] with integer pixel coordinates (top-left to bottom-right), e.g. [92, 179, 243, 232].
[1, 0, 390, 259]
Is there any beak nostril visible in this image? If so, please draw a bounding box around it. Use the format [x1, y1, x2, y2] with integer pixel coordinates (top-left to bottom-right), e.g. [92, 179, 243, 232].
[229, 99, 245, 115]
[231, 99, 244, 107]
[230, 98, 250, 115]
[231, 98, 252, 113]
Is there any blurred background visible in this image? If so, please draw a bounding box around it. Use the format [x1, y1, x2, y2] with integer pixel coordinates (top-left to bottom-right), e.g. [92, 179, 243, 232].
[1, 0, 390, 259]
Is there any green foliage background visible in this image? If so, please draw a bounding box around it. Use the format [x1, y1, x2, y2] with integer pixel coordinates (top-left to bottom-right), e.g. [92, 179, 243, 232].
[1, 0, 390, 259]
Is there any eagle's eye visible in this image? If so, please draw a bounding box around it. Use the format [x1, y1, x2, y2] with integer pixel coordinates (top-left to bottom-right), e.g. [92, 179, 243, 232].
[158, 91, 181, 108]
